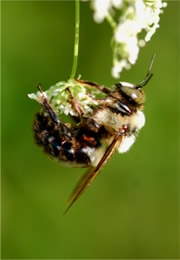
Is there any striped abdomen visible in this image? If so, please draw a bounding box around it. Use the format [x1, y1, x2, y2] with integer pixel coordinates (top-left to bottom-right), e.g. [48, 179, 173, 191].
[33, 113, 103, 167]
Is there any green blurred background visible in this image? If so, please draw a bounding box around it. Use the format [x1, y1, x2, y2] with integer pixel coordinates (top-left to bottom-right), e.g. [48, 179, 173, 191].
[2, 1, 179, 259]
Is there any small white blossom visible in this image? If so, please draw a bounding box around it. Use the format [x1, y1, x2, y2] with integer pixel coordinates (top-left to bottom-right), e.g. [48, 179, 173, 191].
[87, 0, 167, 78]
[27, 93, 37, 100]
[91, 0, 123, 23]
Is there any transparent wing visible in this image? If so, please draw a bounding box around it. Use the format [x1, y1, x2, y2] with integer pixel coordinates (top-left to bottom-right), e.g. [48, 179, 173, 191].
[63, 133, 123, 215]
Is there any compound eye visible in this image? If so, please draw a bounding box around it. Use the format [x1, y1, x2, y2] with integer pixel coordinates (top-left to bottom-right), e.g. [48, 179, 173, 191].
[121, 85, 145, 105]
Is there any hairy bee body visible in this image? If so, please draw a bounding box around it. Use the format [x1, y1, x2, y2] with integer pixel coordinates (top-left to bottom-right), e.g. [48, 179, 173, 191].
[29, 53, 156, 214]
[34, 82, 145, 167]
[31, 54, 155, 213]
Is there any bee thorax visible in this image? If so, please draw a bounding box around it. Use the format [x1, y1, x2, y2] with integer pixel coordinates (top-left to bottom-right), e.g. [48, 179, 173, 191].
[118, 110, 145, 153]
[128, 110, 145, 131]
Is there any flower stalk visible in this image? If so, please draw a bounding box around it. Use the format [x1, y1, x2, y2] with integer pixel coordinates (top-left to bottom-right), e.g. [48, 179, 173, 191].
[106, 13, 117, 30]
[70, 0, 80, 80]
[28, 0, 100, 117]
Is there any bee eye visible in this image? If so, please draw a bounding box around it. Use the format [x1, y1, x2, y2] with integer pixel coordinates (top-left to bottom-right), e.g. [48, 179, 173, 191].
[116, 83, 145, 105]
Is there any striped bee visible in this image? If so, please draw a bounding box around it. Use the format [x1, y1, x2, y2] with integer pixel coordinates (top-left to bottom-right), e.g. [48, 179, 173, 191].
[33, 55, 155, 214]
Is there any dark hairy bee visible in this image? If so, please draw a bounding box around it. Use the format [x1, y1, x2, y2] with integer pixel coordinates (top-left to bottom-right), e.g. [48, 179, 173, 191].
[33, 54, 155, 213]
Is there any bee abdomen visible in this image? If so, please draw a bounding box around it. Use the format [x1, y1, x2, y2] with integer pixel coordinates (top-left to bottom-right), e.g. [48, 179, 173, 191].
[34, 129, 61, 157]
[60, 142, 74, 161]
[33, 113, 92, 167]
[60, 141, 91, 166]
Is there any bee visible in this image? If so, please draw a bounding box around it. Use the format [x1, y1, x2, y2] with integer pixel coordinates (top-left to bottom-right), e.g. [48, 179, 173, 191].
[33, 54, 155, 214]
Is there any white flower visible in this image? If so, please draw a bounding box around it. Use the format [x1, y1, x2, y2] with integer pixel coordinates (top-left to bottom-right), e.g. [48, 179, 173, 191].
[112, 59, 130, 79]
[27, 93, 37, 100]
[28, 79, 99, 117]
[91, 0, 123, 23]
[88, 0, 167, 78]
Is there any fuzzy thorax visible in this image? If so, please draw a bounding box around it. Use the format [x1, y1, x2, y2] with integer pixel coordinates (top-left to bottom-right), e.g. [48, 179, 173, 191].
[118, 110, 145, 153]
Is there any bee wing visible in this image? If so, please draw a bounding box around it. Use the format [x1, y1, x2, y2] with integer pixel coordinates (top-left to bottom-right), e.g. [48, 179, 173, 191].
[68, 167, 95, 202]
[63, 133, 123, 215]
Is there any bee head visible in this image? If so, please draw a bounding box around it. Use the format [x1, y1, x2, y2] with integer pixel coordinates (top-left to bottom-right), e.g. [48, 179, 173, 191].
[116, 82, 145, 106]
[115, 54, 156, 106]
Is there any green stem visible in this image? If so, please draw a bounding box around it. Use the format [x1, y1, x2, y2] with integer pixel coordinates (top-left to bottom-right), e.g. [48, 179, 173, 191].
[106, 13, 117, 30]
[70, 0, 80, 80]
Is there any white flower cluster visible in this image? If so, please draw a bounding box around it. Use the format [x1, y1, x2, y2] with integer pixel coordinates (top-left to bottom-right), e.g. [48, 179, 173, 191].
[91, 0, 123, 23]
[28, 79, 98, 117]
[88, 0, 167, 78]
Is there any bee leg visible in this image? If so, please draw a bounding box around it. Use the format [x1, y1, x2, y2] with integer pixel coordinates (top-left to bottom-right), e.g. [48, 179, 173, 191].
[66, 87, 85, 118]
[37, 84, 72, 138]
[75, 79, 111, 94]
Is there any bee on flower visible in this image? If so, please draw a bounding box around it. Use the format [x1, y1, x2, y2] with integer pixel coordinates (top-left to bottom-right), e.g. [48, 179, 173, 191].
[28, 0, 166, 213]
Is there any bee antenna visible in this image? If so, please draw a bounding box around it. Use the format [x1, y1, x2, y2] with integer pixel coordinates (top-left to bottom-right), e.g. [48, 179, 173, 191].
[136, 53, 156, 88]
